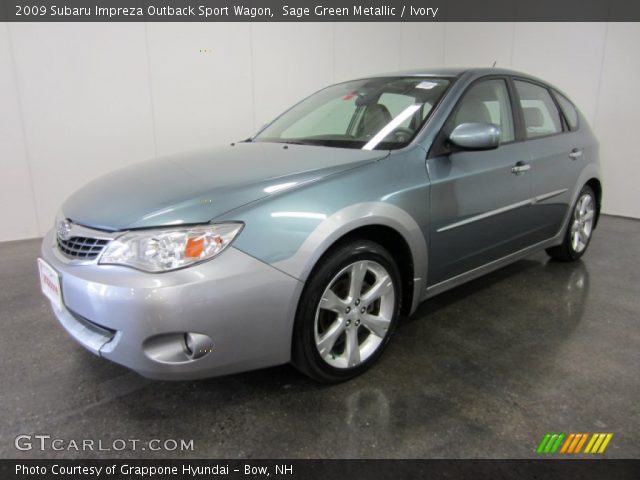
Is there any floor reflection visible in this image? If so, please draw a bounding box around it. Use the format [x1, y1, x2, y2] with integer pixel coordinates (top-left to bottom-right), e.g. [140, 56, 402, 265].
[4, 216, 639, 459]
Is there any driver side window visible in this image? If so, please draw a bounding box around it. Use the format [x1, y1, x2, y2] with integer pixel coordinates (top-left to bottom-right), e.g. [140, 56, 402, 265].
[450, 79, 515, 143]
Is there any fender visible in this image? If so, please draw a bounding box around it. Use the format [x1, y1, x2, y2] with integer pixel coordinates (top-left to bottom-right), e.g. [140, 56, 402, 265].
[271, 201, 428, 315]
[551, 161, 603, 247]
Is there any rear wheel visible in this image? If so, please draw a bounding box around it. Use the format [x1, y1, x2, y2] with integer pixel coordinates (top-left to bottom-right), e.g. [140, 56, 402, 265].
[292, 240, 401, 383]
[546, 185, 596, 262]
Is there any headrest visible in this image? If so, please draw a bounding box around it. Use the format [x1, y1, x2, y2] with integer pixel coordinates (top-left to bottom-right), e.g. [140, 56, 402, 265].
[523, 107, 544, 127]
[454, 100, 491, 125]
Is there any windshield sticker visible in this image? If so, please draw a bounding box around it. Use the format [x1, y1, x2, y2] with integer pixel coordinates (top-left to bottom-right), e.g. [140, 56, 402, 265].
[416, 81, 438, 90]
[342, 92, 358, 100]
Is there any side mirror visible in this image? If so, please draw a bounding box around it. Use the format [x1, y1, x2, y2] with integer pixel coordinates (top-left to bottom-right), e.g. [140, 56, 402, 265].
[449, 123, 501, 150]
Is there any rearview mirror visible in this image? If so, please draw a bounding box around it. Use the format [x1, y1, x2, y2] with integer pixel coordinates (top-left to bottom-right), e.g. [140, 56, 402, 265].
[449, 123, 500, 150]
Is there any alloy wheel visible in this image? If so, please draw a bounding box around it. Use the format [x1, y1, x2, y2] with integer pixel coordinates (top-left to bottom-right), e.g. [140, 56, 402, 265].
[570, 193, 595, 253]
[313, 260, 395, 369]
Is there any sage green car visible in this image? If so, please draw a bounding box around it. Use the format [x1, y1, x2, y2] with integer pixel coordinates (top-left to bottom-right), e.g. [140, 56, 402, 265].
[39, 68, 601, 382]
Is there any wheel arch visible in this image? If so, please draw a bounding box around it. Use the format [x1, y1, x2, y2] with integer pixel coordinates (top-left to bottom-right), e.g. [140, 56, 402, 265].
[585, 177, 602, 228]
[311, 224, 416, 318]
[272, 202, 428, 316]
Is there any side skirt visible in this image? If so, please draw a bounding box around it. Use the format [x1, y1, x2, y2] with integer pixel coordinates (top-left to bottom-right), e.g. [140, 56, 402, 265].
[421, 237, 560, 301]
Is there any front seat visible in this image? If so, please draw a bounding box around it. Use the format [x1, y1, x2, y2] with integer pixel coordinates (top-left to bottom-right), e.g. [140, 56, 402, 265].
[453, 99, 492, 126]
[358, 104, 392, 137]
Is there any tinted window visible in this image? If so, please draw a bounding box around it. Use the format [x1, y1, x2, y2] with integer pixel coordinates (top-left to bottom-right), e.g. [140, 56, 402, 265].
[554, 91, 579, 131]
[256, 77, 450, 150]
[378, 92, 417, 129]
[515, 80, 563, 138]
[282, 97, 356, 138]
[449, 79, 515, 143]
[377, 93, 434, 129]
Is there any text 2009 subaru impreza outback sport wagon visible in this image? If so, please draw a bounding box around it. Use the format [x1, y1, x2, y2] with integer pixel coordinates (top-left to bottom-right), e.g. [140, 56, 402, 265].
[39, 68, 601, 383]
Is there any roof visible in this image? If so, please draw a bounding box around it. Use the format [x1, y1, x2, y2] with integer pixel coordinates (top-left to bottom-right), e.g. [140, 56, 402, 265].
[370, 67, 562, 93]
[343, 67, 567, 98]
[377, 67, 535, 78]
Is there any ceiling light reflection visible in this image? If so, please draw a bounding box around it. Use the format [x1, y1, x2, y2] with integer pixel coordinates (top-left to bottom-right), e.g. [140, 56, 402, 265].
[362, 104, 422, 151]
[271, 211, 327, 220]
[264, 182, 298, 194]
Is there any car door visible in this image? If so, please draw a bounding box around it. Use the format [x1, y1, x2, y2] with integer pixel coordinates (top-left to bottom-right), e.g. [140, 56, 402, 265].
[512, 79, 585, 242]
[426, 77, 535, 286]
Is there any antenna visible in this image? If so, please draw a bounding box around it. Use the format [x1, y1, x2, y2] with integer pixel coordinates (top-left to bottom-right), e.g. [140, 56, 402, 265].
[492, 61, 497, 68]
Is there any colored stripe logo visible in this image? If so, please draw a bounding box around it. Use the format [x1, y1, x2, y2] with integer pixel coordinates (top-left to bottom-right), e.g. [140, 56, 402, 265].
[536, 433, 613, 454]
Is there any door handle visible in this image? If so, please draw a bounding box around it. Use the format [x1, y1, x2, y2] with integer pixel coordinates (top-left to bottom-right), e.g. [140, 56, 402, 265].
[511, 161, 531, 175]
[569, 148, 583, 160]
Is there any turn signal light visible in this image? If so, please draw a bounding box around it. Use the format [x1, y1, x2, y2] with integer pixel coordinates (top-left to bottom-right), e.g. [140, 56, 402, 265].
[185, 237, 205, 257]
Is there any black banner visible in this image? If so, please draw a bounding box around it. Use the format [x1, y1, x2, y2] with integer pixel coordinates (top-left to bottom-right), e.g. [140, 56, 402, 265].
[2, 0, 640, 22]
[2, 459, 640, 480]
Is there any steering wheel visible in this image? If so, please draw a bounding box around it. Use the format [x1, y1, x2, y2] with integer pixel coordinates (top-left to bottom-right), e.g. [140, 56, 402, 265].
[390, 127, 415, 143]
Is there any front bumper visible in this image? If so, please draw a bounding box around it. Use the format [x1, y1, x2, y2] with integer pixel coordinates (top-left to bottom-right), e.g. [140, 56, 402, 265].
[40, 230, 303, 380]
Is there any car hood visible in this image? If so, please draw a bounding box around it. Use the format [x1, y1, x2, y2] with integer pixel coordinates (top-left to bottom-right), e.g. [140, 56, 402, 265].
[62, 142, 387, 231]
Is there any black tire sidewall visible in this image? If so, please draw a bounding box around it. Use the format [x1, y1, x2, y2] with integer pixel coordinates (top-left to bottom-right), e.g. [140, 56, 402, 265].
[292, 240, 402, 383]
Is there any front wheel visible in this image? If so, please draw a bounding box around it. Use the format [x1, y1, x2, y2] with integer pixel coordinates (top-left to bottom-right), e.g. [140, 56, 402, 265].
[292, 240, 401, 383]
[546, 185, 596, 262]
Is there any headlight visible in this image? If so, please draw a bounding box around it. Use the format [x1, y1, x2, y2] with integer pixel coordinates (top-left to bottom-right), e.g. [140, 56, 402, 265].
[99, 223, 243, 272]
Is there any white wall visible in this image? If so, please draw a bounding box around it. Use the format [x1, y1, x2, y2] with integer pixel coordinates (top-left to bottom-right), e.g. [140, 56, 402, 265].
[0, 23, 39, 240]
[1, 22, 639, 241]
[593, 23, 640, 219]
[8, 23, 156, 241]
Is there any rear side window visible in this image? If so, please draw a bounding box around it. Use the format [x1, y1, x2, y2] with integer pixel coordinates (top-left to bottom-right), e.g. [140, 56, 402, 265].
[514, 80, 563, 138]
[554, 92, 579, 131]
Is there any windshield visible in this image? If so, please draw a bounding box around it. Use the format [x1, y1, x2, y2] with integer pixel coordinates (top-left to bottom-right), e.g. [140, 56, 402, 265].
[253, 77, 451, 150]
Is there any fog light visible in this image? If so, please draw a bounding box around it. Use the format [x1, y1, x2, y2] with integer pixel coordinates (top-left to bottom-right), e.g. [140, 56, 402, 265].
[184, 333, 214, 360]
[143, 332, 214, 363]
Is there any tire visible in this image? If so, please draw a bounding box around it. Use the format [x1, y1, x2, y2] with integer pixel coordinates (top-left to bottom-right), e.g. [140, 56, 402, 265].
[546, 185, 596, 262]
[292, 239, 402, 383]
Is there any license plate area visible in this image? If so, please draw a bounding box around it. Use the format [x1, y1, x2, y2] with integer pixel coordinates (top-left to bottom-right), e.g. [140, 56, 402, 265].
[38, 258, 63, 310]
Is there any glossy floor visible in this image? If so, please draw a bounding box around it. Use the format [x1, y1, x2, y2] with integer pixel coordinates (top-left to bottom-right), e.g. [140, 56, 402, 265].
[0, 216, 638, 458]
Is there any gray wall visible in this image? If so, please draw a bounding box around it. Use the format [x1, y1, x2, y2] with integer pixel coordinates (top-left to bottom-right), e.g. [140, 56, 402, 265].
[1, 22, 638, 241]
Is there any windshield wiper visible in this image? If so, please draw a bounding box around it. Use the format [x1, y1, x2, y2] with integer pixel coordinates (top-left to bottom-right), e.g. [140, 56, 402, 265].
[283, 140, 311, 145]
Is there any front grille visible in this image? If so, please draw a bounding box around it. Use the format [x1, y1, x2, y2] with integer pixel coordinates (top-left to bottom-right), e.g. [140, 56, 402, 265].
[57, 236, 110, 260]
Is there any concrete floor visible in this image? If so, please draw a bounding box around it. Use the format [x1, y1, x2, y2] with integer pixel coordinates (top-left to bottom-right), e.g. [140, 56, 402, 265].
[0, 215, 638, 459]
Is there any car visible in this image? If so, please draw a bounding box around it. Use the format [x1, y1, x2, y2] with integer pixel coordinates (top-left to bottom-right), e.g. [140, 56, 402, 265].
[38, 68, 602, 383]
